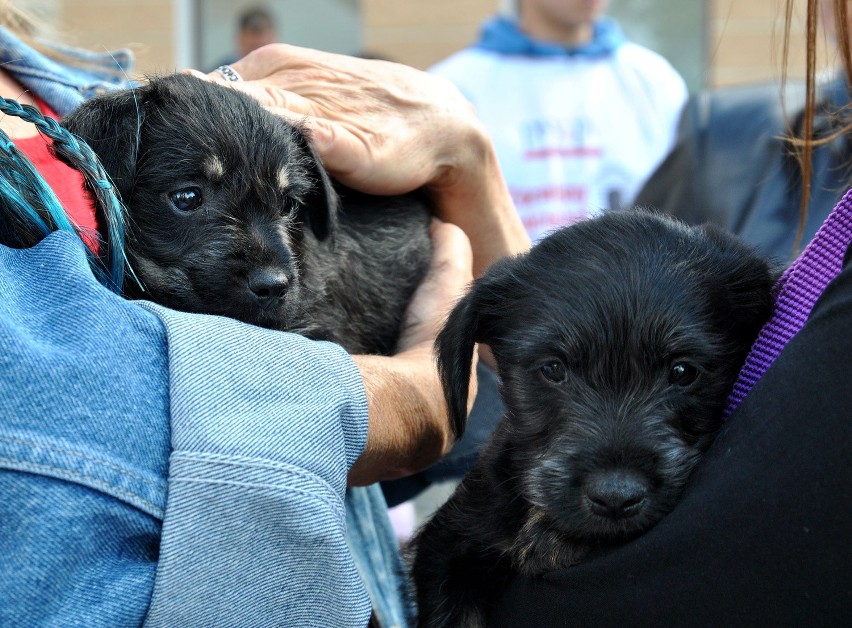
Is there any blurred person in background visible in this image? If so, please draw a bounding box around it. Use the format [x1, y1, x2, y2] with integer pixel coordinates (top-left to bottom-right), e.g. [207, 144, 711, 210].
[430, 0, 687, 242]
[210, 5, 279, 70]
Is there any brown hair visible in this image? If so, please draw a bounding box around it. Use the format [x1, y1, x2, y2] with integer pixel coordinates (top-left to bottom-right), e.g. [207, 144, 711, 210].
[785, 0, 851, 249]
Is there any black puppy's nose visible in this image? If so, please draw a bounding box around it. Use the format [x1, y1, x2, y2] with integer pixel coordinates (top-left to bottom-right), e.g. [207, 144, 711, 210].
[583, 471, 648, 519]
[247, 269, 290, 304]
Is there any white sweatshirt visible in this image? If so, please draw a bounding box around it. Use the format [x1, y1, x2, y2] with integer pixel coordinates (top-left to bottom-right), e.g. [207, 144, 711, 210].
[431, 18, 688, 242]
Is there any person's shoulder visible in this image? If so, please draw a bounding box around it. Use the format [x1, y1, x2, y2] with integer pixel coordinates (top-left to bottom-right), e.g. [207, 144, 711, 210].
[614, 42, 683, 83]
[696, 80, 804, 134]
[429, 47, 499, 78]
[608, 42, 687, 111]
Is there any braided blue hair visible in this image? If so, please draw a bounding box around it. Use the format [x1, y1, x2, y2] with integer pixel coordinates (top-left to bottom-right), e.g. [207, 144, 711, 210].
[0, 95, 130, 293]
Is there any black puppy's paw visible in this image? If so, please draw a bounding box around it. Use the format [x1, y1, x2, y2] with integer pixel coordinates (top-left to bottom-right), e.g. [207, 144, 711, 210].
[510, 510, 590, 576]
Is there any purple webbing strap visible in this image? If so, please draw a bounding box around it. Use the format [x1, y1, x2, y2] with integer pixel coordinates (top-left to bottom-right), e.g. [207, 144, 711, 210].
[724, 187, 852, 419]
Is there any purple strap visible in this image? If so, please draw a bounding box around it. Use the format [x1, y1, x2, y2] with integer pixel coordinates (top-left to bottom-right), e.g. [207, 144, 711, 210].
[724, 187, 852, 418]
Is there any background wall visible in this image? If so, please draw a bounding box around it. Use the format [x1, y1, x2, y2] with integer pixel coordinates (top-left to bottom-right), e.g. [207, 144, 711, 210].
[607, 0, 707, 93]
[360, 0, 501, 68]
[360, 0, 833, 89]
[27, 1, 836, 92]
[27, 0, 175, 79]
[195, 0, 361, 72]
[707, 0, 834, 86]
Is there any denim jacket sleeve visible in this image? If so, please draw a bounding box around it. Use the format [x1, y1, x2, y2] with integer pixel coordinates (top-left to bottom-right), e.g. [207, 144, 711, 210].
[0, 27, 135, 115]
[139, 302, 371, 628]
[1, 233, 371, 627]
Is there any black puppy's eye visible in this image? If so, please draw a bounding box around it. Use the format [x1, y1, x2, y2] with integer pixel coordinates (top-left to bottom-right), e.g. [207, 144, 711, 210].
[168, 187, 203, 213]
[540, 360, 568, 384]
[669, 362, 699, 387]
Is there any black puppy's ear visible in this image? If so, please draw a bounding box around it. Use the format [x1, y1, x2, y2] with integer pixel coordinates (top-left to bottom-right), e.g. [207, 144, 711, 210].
[700, 223, 778, 343]
[59, 86, 147, 201]
[436, 261, 511, 438]
[436, 292, 479, 438]
[293, 131, 339, 241]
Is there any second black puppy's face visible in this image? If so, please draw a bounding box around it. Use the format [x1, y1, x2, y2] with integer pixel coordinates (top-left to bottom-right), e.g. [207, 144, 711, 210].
[438, 211, 775, 544]
[61, 74, 338, 330]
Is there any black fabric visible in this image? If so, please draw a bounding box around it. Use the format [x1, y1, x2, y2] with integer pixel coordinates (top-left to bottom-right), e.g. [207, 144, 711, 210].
[489, 248, 852, 627]
[635, 78, 852, 264]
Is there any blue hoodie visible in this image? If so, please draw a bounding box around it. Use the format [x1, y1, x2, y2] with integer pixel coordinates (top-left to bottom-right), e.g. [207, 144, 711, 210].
[475, 15, 625, 57]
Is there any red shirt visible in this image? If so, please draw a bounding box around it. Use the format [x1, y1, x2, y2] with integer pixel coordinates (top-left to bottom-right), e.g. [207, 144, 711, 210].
[13, 98, 100, 253]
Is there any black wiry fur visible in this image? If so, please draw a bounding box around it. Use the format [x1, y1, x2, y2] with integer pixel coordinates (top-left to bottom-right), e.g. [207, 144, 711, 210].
[410, 210, 776, 627]
[60, 73, 432, 355]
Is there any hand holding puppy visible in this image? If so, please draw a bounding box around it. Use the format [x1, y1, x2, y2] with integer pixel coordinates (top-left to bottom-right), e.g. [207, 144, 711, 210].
[348, 219, 476, 486]
[198, 43, 530, 276]
[209, 45, 479, 196]
[190, 45, 513, 482]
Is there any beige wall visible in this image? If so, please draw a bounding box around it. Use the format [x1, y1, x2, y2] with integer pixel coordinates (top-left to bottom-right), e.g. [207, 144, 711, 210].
[708, 0, 833, 86]
[49, 0, 176, 78]
[361, 0, 830, 87]
[43, 0, 833, 88]
[361, 0, 500, 68]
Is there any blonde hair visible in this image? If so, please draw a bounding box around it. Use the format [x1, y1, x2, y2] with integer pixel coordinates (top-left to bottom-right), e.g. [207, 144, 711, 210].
[1, 0, 44, 37]
[1, 0, 127, 75]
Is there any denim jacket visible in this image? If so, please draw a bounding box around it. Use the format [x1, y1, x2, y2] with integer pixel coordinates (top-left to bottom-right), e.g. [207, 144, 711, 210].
[0, 28, 133, 115]
[1, 233, 371, 627]
[1, 27, 376, 627]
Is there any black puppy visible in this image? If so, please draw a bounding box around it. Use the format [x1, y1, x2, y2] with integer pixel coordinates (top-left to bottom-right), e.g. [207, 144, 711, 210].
[410, 210, 776, 627]
[60, 73, 431, 355]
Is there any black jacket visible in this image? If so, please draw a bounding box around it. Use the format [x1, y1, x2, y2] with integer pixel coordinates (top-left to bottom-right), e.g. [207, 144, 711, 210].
[635, 77, 852, 263]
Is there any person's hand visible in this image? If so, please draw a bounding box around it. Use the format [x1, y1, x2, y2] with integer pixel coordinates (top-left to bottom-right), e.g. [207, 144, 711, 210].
[200, 44, 479, 195]
[347, 219, 475, 486]
[396, 220, 475, 354]
[192, 44, 531, 276]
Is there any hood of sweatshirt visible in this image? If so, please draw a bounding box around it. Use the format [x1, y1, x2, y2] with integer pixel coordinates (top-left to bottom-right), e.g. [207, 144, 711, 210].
[474, 15, 625, 57]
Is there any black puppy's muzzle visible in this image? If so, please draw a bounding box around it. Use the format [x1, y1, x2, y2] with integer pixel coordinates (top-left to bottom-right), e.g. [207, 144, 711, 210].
[582, 469, 649, 520]
[247, 267, 292, 308]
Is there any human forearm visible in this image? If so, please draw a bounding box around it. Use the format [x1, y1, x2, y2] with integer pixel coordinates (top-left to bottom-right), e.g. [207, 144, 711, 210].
[348, 346, 452, 486]
[348, 220, 477, 486]
[140, 302, 372, 624]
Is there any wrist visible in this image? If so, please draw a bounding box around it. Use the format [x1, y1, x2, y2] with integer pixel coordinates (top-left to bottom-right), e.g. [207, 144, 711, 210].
[348, 347, 452, 486]
[428, 123, 531, 276]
